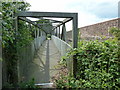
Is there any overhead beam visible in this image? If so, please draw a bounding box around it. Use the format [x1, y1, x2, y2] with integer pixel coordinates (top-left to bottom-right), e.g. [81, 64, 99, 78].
[52, 18, 72, 31]
[20, 17, 59, 26]
[26, 17, 62, 23]
[58, 18, 72, 26]
[36, 18, 63, 23]
[18, 17, 47, 33]
[16, 11, 77, 18]
[19, 17, 37, 26]
[48, 19, 63, 23]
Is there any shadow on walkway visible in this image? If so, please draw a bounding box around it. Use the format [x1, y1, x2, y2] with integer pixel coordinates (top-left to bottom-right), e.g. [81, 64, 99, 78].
[23, 40, 61, 83]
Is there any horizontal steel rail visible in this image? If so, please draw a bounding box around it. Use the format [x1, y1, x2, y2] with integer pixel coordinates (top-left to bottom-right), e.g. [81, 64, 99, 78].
[16, 11, 77, 18]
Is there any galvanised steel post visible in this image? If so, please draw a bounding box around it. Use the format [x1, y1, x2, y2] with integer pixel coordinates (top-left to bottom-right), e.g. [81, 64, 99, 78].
[14, 16, 20, 83]
[0, 2, 2, 88]
[72, 13, 78, 78]
[63, 24, 67, 42]
[59, 26, 60, 38]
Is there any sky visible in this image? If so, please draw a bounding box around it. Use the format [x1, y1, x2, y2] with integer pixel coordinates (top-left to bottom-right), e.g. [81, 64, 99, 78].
[26, 0, 119, 30]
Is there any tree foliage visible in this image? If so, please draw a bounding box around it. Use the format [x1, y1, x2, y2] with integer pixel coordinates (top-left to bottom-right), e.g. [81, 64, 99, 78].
[2, 2, 31, 48]
[2, 2, 32, 84]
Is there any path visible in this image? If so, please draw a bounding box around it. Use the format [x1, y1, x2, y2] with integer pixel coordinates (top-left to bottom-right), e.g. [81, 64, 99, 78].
[25, 39, 61, 84]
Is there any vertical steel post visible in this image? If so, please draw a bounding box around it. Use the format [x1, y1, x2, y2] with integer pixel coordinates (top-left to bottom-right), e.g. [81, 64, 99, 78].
[56, 27, 57, 36]
[57, 27, 58, 37]
[39, 29, 41, 37]
[61, 25, 63, 40]
[59, 26, 60, 38]
[29, 24, 31, 39]
[14, 16, 20, 82]
[29, 24, 31, 31]
[41, 31, 42, 36]
[0, 1, 2, 88]
[0, 40, 2, 89]
[72, 14, 78, 78]
[61, 24, 66, 41]
[34, 27, 36, 38]
[37, 28, 39, 38]
[54, 28, 56, 36]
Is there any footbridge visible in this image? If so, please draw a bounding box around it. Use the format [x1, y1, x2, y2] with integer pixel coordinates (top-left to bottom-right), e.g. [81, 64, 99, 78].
[3, 12, 78, 86]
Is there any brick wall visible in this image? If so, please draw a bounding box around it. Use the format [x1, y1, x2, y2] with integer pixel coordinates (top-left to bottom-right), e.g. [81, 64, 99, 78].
[66, 18, 119, 41]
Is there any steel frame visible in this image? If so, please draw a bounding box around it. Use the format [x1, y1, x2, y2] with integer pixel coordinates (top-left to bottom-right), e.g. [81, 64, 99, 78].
[15, 11, 78, 77]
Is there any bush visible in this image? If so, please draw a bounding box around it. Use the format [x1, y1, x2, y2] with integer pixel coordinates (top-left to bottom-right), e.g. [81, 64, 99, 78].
[3, 78, 38, 89]
[55, 37, 120, 89]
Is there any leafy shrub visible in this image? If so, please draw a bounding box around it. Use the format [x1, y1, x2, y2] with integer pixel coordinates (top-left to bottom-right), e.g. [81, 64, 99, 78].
[55, 33, 120, 89]
[18, 78, 38, 88]
[2, 2, 33, 84]
[3, 78, 38, 89]
[109, 27, 120, 40]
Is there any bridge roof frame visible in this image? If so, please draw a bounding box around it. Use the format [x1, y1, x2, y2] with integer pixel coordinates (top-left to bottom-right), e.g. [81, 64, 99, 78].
[15, 11, 78, 48]
[15, 11, 78, 77]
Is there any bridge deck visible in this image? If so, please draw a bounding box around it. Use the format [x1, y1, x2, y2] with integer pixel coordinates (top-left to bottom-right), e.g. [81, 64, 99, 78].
[25, 39, 61, 83]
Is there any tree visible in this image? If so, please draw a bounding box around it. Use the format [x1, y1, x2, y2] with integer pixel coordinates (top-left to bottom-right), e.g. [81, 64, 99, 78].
[2, 1, 31, 85]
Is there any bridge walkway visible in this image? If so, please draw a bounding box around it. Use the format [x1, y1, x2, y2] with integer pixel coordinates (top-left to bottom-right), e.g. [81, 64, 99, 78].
[25, 39, 61, 84]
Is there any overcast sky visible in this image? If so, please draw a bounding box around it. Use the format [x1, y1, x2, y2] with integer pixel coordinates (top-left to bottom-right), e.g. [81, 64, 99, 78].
[26, 0, 119, 30]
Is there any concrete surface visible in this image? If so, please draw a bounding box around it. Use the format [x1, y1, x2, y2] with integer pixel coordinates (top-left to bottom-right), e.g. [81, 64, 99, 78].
[20, 39, 61, 84]
[18, 35, 73, 84]
[51, 35, 73, 73]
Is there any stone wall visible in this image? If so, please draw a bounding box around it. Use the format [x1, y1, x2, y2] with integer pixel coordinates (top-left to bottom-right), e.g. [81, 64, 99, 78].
[66, 18, 119, 41]
[80, 18, 119, 39]
[66, 30, 72, 41]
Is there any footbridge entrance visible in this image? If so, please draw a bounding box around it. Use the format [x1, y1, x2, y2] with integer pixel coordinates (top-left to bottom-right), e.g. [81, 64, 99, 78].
[13, 11, 78, 85]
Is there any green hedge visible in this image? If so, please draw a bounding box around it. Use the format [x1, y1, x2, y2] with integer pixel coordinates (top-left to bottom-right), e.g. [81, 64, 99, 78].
[55, 36, 120, 89]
